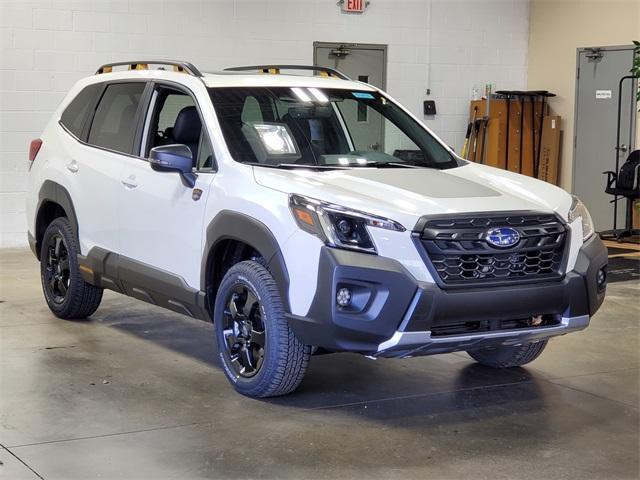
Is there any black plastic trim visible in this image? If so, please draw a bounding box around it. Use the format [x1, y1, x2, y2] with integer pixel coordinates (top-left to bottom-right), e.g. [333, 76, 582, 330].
[201, 211, 290, 311]
[78, 247, 209, 321]
[35, 181, 80, 260]
[286, 235, 606, 354]
[287, 247, 418, 352]
[28, 231, 37, 257]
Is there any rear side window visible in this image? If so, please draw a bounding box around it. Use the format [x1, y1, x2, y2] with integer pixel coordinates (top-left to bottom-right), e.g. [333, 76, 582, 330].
[60, 84, 102, 138]
[88, 83, 145, 154]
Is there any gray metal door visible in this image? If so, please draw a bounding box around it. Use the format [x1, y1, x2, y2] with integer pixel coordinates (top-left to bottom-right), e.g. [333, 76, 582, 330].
[573, 46, 637, 231]
[314, 42, 386, 151]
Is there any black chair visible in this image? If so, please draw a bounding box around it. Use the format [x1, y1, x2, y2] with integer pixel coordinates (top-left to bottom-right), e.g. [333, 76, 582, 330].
[171, 106, 202, 162]
[600, 149, 640, 242]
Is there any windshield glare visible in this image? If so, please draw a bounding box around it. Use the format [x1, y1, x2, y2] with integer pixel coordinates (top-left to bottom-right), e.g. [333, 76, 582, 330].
[208, 87, 459, 169]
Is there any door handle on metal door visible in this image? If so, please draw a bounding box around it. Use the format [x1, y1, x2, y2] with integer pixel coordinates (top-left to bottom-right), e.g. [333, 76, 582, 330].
[121, 175, 138, 189]
[66, 161, 79, 173]
[615, 144, 628, 153]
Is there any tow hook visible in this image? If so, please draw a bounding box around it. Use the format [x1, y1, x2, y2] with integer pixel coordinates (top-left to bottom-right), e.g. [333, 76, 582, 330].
[529, 315, 544, 326]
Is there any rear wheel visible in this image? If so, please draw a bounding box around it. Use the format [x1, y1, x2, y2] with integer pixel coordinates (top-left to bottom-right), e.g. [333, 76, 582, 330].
[40, 217, 103, 319]
[214, 260, 311, 398]
[467, 340, 548, 368]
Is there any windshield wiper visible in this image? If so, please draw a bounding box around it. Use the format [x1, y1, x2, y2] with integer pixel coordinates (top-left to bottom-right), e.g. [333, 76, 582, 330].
[245, 161, 426, 170]
[244, 162, 349, 170]
[350, 162, 424, 169]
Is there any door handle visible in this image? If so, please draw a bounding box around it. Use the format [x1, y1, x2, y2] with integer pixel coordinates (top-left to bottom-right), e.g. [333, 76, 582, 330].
[66, 161, 79, 173]
[615, 144, 628, 153]
[121, 175, 138, 189]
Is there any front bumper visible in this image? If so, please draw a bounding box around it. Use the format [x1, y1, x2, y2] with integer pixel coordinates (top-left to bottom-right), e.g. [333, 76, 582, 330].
[286, 235, 607, 357]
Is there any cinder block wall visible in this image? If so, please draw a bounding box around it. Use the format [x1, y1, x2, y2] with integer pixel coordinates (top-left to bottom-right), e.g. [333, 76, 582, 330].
[0, 0, 529, 247]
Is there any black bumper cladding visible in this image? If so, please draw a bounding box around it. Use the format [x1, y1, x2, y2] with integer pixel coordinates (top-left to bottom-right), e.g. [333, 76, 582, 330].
[286, 234, 607, 357]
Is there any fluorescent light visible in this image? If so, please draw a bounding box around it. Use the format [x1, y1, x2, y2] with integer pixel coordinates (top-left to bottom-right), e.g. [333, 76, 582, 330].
[308, 87, 329, 103]
[291, 87, 311, 102]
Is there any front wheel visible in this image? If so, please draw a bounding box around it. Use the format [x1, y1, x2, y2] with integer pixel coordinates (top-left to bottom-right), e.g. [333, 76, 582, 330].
[213, 260, 311, 398]
[467, 340, 548, 368]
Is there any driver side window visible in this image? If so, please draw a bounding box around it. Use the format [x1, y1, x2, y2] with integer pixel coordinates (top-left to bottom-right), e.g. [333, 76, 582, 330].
[145, 87, 215, 170]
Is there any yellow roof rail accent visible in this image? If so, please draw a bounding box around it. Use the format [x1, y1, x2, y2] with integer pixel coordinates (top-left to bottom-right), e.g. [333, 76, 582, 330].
[224, 65, 351, 81]
[95, 61, 203, 77]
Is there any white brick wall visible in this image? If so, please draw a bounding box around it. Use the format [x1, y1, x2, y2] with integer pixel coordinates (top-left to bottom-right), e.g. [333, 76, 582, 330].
[0, 0, 529, 247]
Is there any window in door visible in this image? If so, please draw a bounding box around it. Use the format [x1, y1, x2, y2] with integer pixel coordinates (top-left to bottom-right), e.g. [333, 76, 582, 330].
[60, 83, 102, 139]
[145, 87, 215, 170]
[87, 82, 145, 154]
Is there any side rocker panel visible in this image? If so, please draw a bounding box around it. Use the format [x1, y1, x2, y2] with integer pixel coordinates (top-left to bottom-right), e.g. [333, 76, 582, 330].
[201, 210, 291, 311]
[79, 247, 210, 321]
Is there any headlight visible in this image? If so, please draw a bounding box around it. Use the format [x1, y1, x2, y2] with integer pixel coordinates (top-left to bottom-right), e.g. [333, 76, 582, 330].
[568, 196, 594, 241]
[289, 194, 405, 254]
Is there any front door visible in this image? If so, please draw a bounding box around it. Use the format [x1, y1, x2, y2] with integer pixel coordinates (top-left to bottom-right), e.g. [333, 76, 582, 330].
[573, 46, 637, 231]
[117, 84, 216, 289]
[314, 42, 387, 151]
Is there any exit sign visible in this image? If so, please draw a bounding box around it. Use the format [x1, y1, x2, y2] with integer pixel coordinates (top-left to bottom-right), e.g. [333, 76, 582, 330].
[341, 0, 368, 14]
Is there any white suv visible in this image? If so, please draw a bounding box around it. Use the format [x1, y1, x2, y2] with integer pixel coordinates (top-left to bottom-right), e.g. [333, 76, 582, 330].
[26, 61, 608, 398]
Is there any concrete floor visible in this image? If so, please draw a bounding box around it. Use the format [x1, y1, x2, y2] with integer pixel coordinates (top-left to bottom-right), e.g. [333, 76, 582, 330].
[0, 248, 638, 480]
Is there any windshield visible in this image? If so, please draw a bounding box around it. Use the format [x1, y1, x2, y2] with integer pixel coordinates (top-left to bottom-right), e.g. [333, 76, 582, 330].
[208, 87, 459, 169]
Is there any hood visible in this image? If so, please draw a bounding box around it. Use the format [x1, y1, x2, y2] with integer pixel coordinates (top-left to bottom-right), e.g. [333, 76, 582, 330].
[253, 162, 572, 230]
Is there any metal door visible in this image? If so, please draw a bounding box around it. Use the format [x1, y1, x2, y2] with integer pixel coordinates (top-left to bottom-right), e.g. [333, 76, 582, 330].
[314, 42, 387, 151]
[573, 45, 637, 231]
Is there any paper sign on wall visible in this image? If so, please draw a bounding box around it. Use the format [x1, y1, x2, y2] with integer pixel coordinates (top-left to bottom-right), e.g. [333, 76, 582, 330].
[596, 90, 612, 99]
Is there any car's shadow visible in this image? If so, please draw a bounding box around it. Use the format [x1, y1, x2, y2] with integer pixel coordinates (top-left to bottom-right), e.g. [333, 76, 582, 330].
[94, 297, 549, 421]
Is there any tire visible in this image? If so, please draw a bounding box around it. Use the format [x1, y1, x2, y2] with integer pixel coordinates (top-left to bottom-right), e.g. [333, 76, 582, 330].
[467, 340, 548, 368]
[40, 217, 103, 319]
[214, 260, 311, 398]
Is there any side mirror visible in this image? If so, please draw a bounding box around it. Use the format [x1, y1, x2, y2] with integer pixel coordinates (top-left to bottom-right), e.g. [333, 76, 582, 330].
[149, 144, 197, 188]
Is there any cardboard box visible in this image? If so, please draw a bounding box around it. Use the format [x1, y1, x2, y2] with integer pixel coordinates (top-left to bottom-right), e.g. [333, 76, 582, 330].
[537, 116, 561, 185]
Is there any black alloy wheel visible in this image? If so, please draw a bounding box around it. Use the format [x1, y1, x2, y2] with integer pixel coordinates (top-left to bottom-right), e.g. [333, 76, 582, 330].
[221, 284, 267, 378]
[43, 232, 71, 304]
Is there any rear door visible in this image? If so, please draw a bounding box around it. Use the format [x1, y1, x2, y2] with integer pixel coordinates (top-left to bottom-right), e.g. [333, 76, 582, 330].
[116, 83, 215, 289]
[71, 81, 148, 254]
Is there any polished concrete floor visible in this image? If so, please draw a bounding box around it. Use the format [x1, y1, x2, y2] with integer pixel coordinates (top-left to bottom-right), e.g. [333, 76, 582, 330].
[0, 248, 638, 480]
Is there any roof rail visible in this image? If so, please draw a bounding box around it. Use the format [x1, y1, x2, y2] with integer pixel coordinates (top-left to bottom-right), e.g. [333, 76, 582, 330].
[95, 60, 203, 77]
[223, 65, 351, 81]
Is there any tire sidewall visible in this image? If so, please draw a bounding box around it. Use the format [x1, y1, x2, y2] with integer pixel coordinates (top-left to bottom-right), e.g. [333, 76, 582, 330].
[40, 218, 77, 316]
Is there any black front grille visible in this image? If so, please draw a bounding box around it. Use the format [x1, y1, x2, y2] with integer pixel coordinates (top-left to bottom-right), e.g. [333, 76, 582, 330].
[414, 212, 567, 287]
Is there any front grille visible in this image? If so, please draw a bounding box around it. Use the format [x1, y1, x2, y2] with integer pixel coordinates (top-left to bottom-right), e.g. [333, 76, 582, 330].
[415, 212, 567, 287]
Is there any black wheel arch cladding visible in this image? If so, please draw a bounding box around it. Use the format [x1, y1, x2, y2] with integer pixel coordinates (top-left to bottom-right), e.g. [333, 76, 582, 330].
[35, 180, 80, 260]
[201, 210, 291, 312]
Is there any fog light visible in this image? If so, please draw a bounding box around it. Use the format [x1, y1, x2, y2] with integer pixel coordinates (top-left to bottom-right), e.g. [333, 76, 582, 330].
[336, 287, 352, 307]
[597, 267, 607, 291]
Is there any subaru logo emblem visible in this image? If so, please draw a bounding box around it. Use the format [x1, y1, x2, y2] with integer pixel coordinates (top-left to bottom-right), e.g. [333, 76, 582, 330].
[485, 227, 521, 248]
